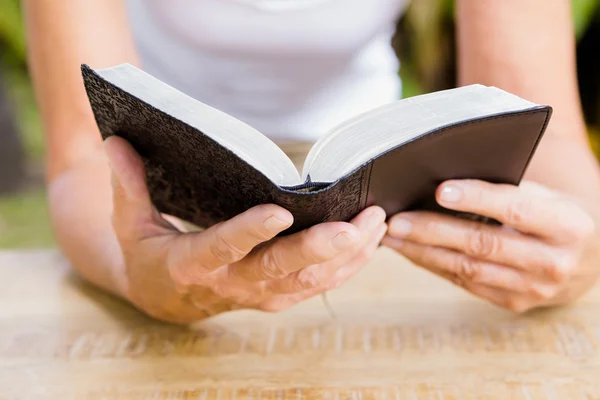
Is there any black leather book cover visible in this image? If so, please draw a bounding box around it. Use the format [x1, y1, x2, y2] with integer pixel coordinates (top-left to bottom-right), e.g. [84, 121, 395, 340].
[81, 64, 552, 234]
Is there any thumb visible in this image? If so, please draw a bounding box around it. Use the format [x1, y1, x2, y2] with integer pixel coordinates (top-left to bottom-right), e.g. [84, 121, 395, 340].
[104, 135, 174, 241]
[104, 136, 149, 201]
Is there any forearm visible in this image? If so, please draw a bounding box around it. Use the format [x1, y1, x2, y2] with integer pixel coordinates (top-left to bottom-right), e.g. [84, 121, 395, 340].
[456, 0, 600, 296]
[23, 0, 139, 296]
[23, 0, 139, 180]
[456, 0, 586, 139]
[49, 152, 128, 298]
[456, 0, 600, 209]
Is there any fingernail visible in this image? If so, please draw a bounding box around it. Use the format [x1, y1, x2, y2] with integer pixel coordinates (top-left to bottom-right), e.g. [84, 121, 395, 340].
[367, 209, 386, 231]
[390, 218, 412, 237]
[439, 184, 462, 203]
[331, 231, 357, 251]
[263, 215, 291, 233]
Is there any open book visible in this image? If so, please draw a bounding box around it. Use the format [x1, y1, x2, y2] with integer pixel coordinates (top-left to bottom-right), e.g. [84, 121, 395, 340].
[82, 63, 552, 234]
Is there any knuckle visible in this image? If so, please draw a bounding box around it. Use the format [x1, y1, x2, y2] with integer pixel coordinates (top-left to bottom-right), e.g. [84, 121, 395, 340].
[297, 270, 320, 290]
[209, 227, 246, 262]
[455, 257, 483, 281]
[465, 228, 501, 258]
[299, 232, 329, 262]
[535, 252, 558, 278]
[261, 250, 289, 279]
[546, 252, 576, 283]
[504, 198, 530, 225]
[248, 223, 276, 243]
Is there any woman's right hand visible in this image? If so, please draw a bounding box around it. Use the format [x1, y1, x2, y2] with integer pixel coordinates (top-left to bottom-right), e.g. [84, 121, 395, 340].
[104, 136, 387, 324]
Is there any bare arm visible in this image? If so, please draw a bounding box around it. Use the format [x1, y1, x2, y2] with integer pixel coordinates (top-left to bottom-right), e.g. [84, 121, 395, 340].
[24, 0, 139, 296]
[385, 0, 600, 311]
[23, 1, 385, 322]
[456, 0, 600, 206]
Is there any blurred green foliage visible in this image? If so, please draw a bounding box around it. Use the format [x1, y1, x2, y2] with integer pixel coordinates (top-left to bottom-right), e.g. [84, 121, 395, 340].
[397, 0, 600, 95]
[0, 189, 53, 248]
[0, 0, 599, 248]
[573, 0, 600, 38]
[0, 0, 25, 64]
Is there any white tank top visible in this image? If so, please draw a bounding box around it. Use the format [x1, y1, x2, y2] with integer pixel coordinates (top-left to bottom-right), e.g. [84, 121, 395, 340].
[125, 0, 410, 142]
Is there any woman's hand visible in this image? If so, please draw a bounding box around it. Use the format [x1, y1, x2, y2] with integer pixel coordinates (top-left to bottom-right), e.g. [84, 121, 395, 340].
[383, 179, 600, 313]
[105, 136, 387, 324]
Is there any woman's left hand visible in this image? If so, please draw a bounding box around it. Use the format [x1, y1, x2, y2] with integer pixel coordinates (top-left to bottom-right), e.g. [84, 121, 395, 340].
[382, 179, 600, 313]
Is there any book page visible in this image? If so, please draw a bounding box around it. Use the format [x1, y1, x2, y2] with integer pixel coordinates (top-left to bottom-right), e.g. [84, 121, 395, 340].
[303, 85, 539, 182]
[96, 64, 302, 186]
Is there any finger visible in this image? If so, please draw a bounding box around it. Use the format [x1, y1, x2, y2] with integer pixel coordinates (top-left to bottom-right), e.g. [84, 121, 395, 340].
[462, 283, 535, 314]
[382, 237, 556, 296]
[270, 221, 387, 294]
[169, 204, 294, 282]
[287, 206, 386, 286]
[327, 222, 388, 287]
[104, 136, 176, 242]
[231, 206, 386, 282]
[258, 224, 386, 311]
[435, 179, 595, 243]
[387, 211, 571, 280]
[261, 226, 386, 310]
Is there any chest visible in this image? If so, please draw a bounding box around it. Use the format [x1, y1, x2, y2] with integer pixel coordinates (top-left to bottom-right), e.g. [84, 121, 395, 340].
[139, 0, 409, 56]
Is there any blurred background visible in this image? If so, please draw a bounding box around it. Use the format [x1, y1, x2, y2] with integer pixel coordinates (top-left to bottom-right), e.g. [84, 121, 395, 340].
[0, 0, 599, 248]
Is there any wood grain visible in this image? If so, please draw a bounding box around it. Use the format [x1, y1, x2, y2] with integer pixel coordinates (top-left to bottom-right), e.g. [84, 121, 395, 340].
[1, 248, 600, 399]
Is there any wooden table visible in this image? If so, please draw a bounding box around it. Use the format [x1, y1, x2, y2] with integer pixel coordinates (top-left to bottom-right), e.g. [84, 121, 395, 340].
[1, 248, 600, 399]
